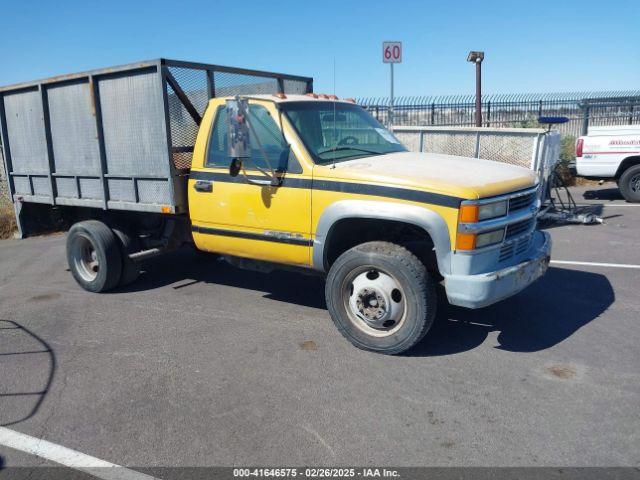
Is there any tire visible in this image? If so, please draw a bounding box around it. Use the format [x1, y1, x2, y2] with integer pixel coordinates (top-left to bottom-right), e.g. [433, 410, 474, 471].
[66, 221, 122, 292]
[618, 165, 640, 203]
[113, 228, 141, 287]
[325, 241, 437, 355]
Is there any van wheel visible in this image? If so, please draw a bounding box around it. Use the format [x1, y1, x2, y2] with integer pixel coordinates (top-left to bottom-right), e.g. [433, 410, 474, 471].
[618, 164, 640, 203]
[113, 228, 141, 287]
[325, 241, 436, 355]
[66, 221, 122, 292]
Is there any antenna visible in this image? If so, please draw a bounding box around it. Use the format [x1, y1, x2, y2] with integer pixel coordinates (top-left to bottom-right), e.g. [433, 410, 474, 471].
[333, 57, 337, 153]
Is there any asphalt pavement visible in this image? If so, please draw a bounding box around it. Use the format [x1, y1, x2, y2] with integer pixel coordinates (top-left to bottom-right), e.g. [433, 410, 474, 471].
[0, 183, 638, 471]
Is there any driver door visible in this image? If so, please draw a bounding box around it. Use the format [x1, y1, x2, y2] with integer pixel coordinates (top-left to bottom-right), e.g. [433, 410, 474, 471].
[189, 99, 312, 266]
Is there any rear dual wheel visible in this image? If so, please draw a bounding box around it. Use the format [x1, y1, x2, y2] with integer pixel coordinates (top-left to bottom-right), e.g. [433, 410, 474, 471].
[66, 221, 141, 292]
[326, 241, 437, 355]
[113, 228, 142, 286]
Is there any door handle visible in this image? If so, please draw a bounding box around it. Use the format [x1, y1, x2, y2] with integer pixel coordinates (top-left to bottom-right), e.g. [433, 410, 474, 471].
[193, 180, 213, 193]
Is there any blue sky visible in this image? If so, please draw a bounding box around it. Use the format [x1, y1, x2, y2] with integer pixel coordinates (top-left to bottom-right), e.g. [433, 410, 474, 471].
[0, 0, 638, 98]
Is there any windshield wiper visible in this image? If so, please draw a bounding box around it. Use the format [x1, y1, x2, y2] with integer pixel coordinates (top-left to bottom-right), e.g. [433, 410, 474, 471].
[317, 146, 383, 157]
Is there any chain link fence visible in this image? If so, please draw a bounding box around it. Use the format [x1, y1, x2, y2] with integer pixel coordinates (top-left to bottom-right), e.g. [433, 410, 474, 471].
[359, 91, 640, 138]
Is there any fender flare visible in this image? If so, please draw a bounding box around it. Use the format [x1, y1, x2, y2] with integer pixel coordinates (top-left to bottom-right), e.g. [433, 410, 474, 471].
[313, 200, 452, 274]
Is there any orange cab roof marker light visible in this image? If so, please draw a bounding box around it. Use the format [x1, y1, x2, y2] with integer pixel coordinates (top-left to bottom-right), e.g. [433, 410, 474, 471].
[273, 93, 287, 99]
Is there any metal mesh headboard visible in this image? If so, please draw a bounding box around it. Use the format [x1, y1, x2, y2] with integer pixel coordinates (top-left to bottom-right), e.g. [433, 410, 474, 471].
[162, 59, 313, 170]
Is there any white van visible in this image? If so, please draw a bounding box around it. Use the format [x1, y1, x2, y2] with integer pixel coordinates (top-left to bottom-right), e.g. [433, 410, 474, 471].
[575, 125, 640, 202]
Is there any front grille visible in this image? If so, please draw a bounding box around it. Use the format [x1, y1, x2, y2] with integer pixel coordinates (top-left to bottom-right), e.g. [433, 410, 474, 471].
[515, 235, 531, 254]
[505, 218, 535, 240]
[509, 191, 536, 213]
[499, 233, 533, 262]
[499, 242, 515, 262]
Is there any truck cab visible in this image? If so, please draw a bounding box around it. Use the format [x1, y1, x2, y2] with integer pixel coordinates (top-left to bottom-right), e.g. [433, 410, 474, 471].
[185, 94, 551, 353]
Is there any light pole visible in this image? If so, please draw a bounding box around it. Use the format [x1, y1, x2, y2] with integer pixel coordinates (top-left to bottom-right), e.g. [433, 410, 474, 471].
[467, 51, 484, 127]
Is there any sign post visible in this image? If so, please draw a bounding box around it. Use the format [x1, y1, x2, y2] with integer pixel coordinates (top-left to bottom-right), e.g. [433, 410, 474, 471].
[382, 41, 402, 127]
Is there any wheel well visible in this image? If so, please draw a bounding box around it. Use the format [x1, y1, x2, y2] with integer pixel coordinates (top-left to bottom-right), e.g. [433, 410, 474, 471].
[324, 218, 439, 276]
[615, 156, 640, 179]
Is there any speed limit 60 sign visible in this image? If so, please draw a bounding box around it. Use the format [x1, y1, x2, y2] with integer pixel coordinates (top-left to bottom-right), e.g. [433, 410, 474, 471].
[382, 41, 402, 63]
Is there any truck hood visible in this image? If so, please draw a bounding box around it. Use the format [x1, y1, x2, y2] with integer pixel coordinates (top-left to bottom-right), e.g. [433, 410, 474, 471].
[314, 151, 538, 200]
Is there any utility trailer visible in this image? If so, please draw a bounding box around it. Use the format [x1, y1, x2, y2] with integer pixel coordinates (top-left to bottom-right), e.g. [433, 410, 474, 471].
[0, 59, 313, 236]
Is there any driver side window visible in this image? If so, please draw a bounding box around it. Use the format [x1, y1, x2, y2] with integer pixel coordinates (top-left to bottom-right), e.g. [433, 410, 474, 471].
[206, 104, 302, 173]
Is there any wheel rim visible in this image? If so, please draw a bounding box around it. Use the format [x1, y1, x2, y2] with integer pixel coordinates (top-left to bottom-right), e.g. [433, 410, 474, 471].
[70, 233, 99, 282]
[342, 267, 407, 337]
[630, 174, 640, 193]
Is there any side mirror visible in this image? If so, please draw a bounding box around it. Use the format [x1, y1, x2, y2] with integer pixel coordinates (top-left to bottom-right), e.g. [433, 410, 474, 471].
[226, 99, 251, 161]
[229, 158, 242, 177]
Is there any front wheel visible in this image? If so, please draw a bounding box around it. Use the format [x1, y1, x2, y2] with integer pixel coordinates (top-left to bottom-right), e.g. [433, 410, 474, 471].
[618, 164, 640, 203]
[325, 241, 437, 355]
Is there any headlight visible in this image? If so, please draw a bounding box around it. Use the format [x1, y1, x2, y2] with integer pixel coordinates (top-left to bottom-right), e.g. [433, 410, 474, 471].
[475, 228, 505, 248]
[478, 201, 507, 221]
[456, 228, 504, 251]
[456, 228, 505, 251]
[459, 200, 508, 222]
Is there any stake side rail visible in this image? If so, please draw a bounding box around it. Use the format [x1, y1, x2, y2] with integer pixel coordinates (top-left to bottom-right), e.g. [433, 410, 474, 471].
[0, 59, 313, 216]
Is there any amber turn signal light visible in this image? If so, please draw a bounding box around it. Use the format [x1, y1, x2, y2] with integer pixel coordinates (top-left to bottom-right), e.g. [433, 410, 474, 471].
[458, 204, 479, 223]
[456, 232, 477, 251]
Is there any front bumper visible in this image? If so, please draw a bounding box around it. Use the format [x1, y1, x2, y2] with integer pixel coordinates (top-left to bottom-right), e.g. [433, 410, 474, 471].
[444, 231, 552, 309]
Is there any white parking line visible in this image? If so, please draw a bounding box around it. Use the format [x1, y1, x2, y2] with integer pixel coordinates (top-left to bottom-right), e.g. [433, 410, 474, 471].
[575, 204, 640, 207]
[0, 426, 158, 480]
[551, 260, 640, 270]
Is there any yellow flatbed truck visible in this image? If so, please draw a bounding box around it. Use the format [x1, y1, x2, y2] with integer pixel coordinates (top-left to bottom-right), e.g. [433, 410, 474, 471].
[0, 60, 551, 354]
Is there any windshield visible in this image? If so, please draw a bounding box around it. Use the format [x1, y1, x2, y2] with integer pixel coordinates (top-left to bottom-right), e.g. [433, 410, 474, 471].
[281, 101, 406, 164]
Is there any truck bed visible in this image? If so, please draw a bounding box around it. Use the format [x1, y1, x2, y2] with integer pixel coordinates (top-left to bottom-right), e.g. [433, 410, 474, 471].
[0, 59, 312, 214]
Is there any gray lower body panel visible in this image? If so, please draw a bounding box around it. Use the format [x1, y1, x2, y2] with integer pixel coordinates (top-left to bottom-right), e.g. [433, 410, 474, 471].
[444, 231, 552, 309]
